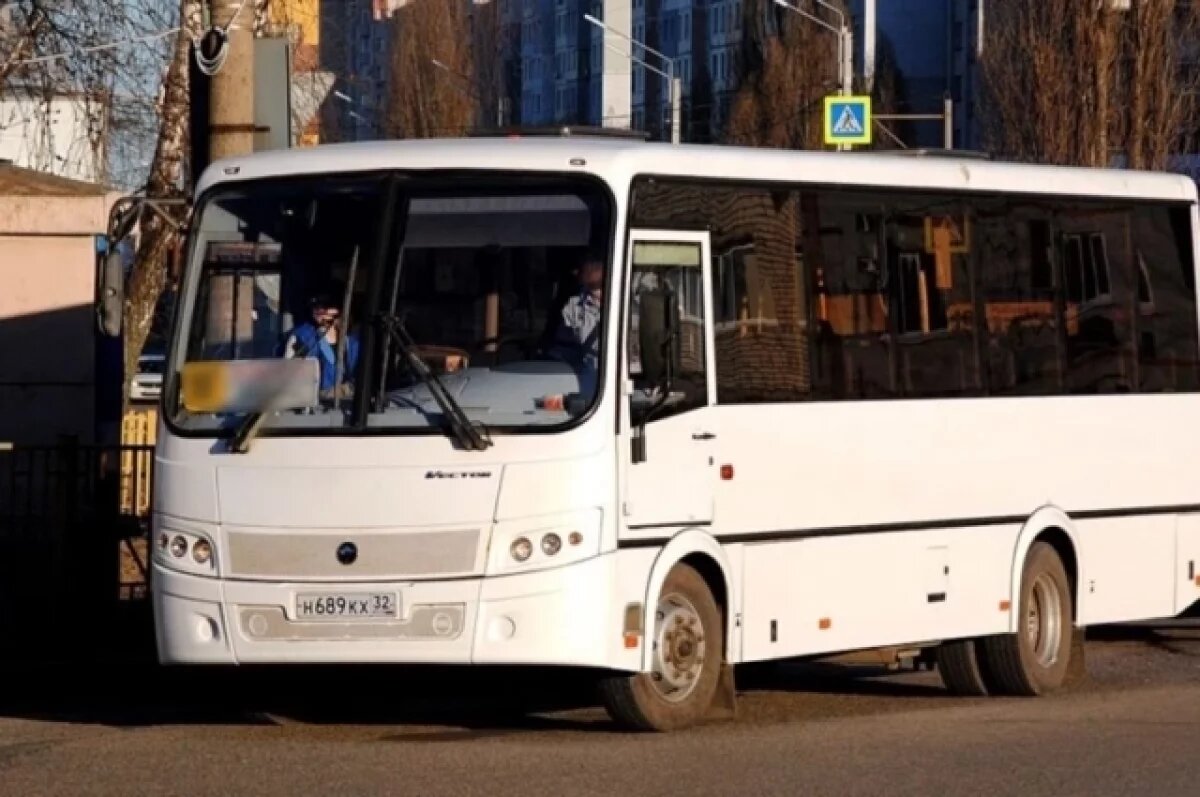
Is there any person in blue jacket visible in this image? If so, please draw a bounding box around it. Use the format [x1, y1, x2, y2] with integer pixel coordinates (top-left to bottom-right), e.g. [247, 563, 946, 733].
[282, 286, 360, 399]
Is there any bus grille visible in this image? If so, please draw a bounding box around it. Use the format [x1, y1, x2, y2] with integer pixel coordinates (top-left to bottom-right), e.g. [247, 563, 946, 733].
[225, 528, 482, 580]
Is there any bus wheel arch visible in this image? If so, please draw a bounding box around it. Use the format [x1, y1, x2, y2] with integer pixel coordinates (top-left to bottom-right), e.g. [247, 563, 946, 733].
[1009, 507, 1082, 632]
[972, 509, 1085, 697]
[640, 531, 735, 673]
[597, 530, 735, 731]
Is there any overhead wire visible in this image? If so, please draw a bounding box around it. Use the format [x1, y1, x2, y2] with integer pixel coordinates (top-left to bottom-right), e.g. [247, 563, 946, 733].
[4, 27, 181, 68]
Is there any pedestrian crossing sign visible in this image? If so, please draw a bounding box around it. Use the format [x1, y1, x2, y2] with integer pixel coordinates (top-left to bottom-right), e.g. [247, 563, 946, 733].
[824, 96, 872, 146]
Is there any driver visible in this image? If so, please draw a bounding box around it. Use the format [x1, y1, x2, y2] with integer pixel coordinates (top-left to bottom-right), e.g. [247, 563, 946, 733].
[540, 252, 605, 412]
[547, 252, 604, 374]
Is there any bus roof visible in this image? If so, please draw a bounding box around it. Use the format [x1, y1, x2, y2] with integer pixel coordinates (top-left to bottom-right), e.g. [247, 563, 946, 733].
[196, 137, 1199, 204]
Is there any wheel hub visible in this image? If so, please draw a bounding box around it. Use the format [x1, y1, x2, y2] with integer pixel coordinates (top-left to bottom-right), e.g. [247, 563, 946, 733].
[651, 593, 706, 702]
[1026, 572, 1063, 668]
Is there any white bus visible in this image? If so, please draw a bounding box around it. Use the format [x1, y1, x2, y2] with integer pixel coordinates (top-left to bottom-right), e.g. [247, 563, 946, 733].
[152, 134, 1200, 731]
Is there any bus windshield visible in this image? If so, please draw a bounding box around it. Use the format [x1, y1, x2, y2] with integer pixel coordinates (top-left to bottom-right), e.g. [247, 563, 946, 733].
[168, 173, 614, 436]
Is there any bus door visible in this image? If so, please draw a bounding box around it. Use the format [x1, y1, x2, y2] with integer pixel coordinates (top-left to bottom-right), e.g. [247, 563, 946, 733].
[620, 230, 718, 532]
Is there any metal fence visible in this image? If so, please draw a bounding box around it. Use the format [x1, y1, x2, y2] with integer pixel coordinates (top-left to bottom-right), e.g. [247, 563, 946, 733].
[0, 439, 154, 658]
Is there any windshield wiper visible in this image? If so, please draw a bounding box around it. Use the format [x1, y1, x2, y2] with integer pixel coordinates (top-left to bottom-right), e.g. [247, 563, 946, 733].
[229, 409, 266, 454]
[377, 312, 492, 451]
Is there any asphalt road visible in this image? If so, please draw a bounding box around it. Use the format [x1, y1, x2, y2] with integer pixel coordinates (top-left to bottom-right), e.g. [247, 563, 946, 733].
[0, 622, 1197, 796]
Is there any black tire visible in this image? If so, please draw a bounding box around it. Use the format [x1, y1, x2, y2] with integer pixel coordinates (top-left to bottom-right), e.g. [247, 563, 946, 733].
[979, 541, 1074, 696]
[935, 638, 990, 696]
[599, 563, 723, 732]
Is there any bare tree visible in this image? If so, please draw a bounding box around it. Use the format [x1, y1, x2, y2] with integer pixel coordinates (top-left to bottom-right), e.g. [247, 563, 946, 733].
[385, 0, 476, 138]
[0, 0, 193, 401]
[724, 0, 846, 149]
[1121, 0, 1200, 170]
[120, 0, 201, 406]
[868, 32, 906, 151]
[981, 0, 1200, 170]
[0, 3, 49, 95]
[469, 0, 516, 130]
[980, 0, 1121, 167]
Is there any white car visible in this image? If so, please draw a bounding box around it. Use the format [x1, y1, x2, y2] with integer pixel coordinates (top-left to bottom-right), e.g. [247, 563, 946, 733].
[130, 352, 164, 402]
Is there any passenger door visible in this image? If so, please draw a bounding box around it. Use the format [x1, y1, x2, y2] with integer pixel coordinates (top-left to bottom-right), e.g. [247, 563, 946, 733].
[620, 230, 718, 533]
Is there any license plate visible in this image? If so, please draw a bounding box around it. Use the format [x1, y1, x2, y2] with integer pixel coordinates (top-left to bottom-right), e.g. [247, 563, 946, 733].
[294, 592, 399, 621]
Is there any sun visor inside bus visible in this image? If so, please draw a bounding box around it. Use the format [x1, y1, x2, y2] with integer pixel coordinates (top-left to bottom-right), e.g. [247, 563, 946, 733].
[403, 195, 592, 248]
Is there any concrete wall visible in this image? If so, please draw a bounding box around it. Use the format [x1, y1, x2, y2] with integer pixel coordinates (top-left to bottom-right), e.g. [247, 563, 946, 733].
[0, 190, 118, 445]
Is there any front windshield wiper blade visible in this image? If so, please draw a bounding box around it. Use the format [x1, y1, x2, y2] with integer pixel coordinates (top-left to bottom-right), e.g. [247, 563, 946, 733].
[377, 312, 492, 451]
[229, 410, 266, 454]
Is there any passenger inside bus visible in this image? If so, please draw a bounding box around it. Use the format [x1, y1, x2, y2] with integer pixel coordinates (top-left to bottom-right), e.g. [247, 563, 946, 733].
[280, 283, 360, 400]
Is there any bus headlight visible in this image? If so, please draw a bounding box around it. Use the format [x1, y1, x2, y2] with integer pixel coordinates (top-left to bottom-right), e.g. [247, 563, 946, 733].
[154, 524, 219, 577]
[488, 510, 603, 576]
[192, 539, 213, 565]
[510, 537, 533, 562]
[540, 533, 562, 557]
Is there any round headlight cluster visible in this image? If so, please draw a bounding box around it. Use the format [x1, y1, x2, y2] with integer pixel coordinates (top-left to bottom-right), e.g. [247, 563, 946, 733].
[159, 532, 215, 567]
[508, 531, 585, 563]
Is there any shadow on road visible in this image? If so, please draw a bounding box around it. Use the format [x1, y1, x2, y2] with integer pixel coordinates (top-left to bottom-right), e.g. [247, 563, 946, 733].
[736, 659, 947, 699]
[0, 662, 619, 734]
[0, 654, 958, 734]
[5, 616, 1193, 734]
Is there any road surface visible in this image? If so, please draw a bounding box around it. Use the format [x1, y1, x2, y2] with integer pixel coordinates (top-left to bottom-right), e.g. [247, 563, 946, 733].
[0, 623, 1196, 796]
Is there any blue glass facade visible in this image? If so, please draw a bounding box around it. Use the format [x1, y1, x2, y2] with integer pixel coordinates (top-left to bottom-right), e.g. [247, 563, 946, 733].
[318, 0, 988, 147]
[504, 0, 989, 146]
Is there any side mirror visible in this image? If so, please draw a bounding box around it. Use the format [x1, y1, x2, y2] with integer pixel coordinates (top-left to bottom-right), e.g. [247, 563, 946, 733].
[97, 248, 124, 337]
[635, 285, 678, 392]
[631, 285, 678, 464]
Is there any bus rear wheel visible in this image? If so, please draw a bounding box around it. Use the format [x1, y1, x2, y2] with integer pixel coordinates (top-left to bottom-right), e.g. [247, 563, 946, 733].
[979, 541, 1074, 696]
[599, 563, 723, 732]
[935, 638, 990, 696]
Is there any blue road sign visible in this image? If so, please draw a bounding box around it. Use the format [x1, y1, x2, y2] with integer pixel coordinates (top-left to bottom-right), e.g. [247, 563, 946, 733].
[824, 96, 872, 146]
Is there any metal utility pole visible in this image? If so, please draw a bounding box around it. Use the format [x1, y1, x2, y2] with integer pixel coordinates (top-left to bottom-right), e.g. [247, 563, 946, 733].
[584, 13, 680, 144]
[209, 0, 256, 160]
[670, 75, 681, 145]
[774, 0, 853, 150]
[200, 0, 257, 360]
[943, 94, 954, 150]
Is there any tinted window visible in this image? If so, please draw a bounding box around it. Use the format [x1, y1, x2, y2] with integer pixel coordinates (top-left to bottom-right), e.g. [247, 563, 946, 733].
[632, 177, 1200, 403]
[1134, 204, 1200, 392]
[632, 180, 812, 404]
[884, 196, 982, 397]
[808, 192, 895, 399]
[975, 198, 1064, 395]
[1058, 202, 1134, 394]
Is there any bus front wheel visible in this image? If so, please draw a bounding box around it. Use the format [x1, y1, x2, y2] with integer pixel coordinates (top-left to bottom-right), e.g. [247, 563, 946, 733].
[599, 563, 724, 732]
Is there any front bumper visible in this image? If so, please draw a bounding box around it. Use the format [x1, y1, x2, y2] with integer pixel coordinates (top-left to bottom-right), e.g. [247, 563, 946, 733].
[152, 552, 624, 668]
